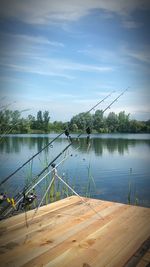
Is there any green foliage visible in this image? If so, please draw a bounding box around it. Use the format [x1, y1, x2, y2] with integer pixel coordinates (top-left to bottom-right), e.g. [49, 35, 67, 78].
[69, 110, 149, 134]
[93, 110, 104, 132]
[117, 111, 130, 132]
[106, 112, 118, 132]
[69, 112, 93, 131]
[0, 109, 149, 134]
[43, 111, 50, 132]
[86, 163, 96, 197]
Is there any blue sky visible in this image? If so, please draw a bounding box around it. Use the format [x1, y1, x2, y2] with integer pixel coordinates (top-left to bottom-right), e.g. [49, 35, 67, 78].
[0, 0, 150, 121]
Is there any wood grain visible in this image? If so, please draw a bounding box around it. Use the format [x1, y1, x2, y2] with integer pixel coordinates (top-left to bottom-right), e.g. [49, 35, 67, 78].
[0, 196, 150, 267]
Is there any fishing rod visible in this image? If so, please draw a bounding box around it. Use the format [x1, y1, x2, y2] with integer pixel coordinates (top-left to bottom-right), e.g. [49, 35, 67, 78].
[1, 147, 79, 218]
[0, 142, 73, 217]
[0, 131, 68, 187]
[30, 90, 116, 177]
[88, 91, 115, 113]
[17, 89, 126, 194]
[76, 91, 115, 138]
[0, 91, 113, 187]
[0, 92, 113, 216]
[30, 163, 103, 223]
[0, 89, 127, 217]
[77, 88, 127, 138]
[102, 88, 128, 114]
[24, 142, 72, 193]
[0, 89, 125, 190]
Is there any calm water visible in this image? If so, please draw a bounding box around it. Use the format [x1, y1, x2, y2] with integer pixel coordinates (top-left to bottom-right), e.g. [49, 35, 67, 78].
[0, 133, 150, 207]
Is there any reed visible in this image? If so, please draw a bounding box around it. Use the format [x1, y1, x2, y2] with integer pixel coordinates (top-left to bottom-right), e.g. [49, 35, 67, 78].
[85, 163, 96, 197]
[127, 181, 131, 204]
[127, 168, 139, 206]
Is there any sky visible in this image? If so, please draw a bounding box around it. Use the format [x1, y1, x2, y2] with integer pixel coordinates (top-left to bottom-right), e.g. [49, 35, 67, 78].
[0, 0, 150, 122]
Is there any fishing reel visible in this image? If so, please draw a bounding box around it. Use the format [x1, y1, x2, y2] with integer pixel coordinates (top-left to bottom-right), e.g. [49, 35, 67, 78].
[65, 129, 72, 142]
[51, 163, 57, 176]
[24, 193, 37, 205]
[86, 127, 92, 145]
[18, 192, 37, 210]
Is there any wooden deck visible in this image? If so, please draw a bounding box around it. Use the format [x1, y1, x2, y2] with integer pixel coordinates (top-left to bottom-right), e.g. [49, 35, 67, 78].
[0, 196, 150, 267]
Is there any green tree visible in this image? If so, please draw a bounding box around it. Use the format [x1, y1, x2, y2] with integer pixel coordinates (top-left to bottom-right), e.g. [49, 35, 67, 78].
[43, 111, 50, 132]
[70, 112, 93, 131]
[106, 112, 118, 132]
[52, 121, 64, 131]
[0, 110, 12, 132]
[118, 111, 130, 132]
[10, 110, 21, 132]
[11, 110, 21, 123]
[129, 120, 146, 133]
[93, 110, 104, 132]
[71, 123, 78, 132]
[36, 110, 43, 130]
[28, 114, 36, 130]
[19, 118, 30, 133]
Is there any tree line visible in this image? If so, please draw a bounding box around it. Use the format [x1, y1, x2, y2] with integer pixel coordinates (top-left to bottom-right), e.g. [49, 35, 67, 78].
[0, 109, 150, 134]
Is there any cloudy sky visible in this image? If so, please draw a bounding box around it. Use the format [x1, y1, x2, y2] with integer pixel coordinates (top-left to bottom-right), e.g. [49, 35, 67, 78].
[0, 0, 150, 121]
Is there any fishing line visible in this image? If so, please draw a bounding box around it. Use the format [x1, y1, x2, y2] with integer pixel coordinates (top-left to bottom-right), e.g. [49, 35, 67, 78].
[30, 164, 103, 224]
[2, 147, 80, 218]
[35, 147, 79, 209]
[26, 147, 80, 223]
[0, 144, 71, 217]
[77, 91, 115, 139]
[0, 89, 127, 218]
[0, 132, 65, 187]
[102, 88, 128, 114]
[55, 173, 103, 220]
[0, 90, 116, 188]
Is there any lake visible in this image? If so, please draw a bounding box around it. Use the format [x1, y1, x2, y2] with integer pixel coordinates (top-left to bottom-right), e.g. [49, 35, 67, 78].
[0, 133, 150, 208]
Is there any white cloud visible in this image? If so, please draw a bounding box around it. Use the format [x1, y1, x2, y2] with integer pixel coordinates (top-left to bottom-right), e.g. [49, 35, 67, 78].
[122, 20, 142, 29]
[78, 44, 150, 73]
[124, 49, 150, 64]
[0, 0, 150, 24]
[0, 53, 113, 80]
[0, 31, 112, 80]
[59, 61, 112, 72]
[0, 62, 75, 80]
[13, 34, 64, 47]
[0, 32, 64, 48]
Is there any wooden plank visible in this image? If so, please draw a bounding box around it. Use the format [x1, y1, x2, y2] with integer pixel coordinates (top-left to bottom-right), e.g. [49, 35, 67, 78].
[0, 195, 81, 229]
[45, 205, 149, 267]
[0, 196, 150, 267]
[0, 200, 116, 266]
[136, 250, 150, 267]
[143, 250, 150, 261]
[136, 260, 150, 267]
[0, 197, 109, 246]
[124, 237, 150, 267]
[21, 203, 125, 267]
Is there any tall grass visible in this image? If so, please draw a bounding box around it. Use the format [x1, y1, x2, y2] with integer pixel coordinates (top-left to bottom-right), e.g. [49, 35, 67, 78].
[21, 156, 141, 211]
[85, 163, 96, 197]
[127, 168, 139, 206]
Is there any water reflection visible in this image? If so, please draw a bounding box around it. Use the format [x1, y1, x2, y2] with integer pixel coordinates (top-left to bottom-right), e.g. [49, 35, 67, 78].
[0, 136, 64, 154]
[1, 135, 150, 156]
[72, 138, 150, 155]
[0, 134, 150, 208]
